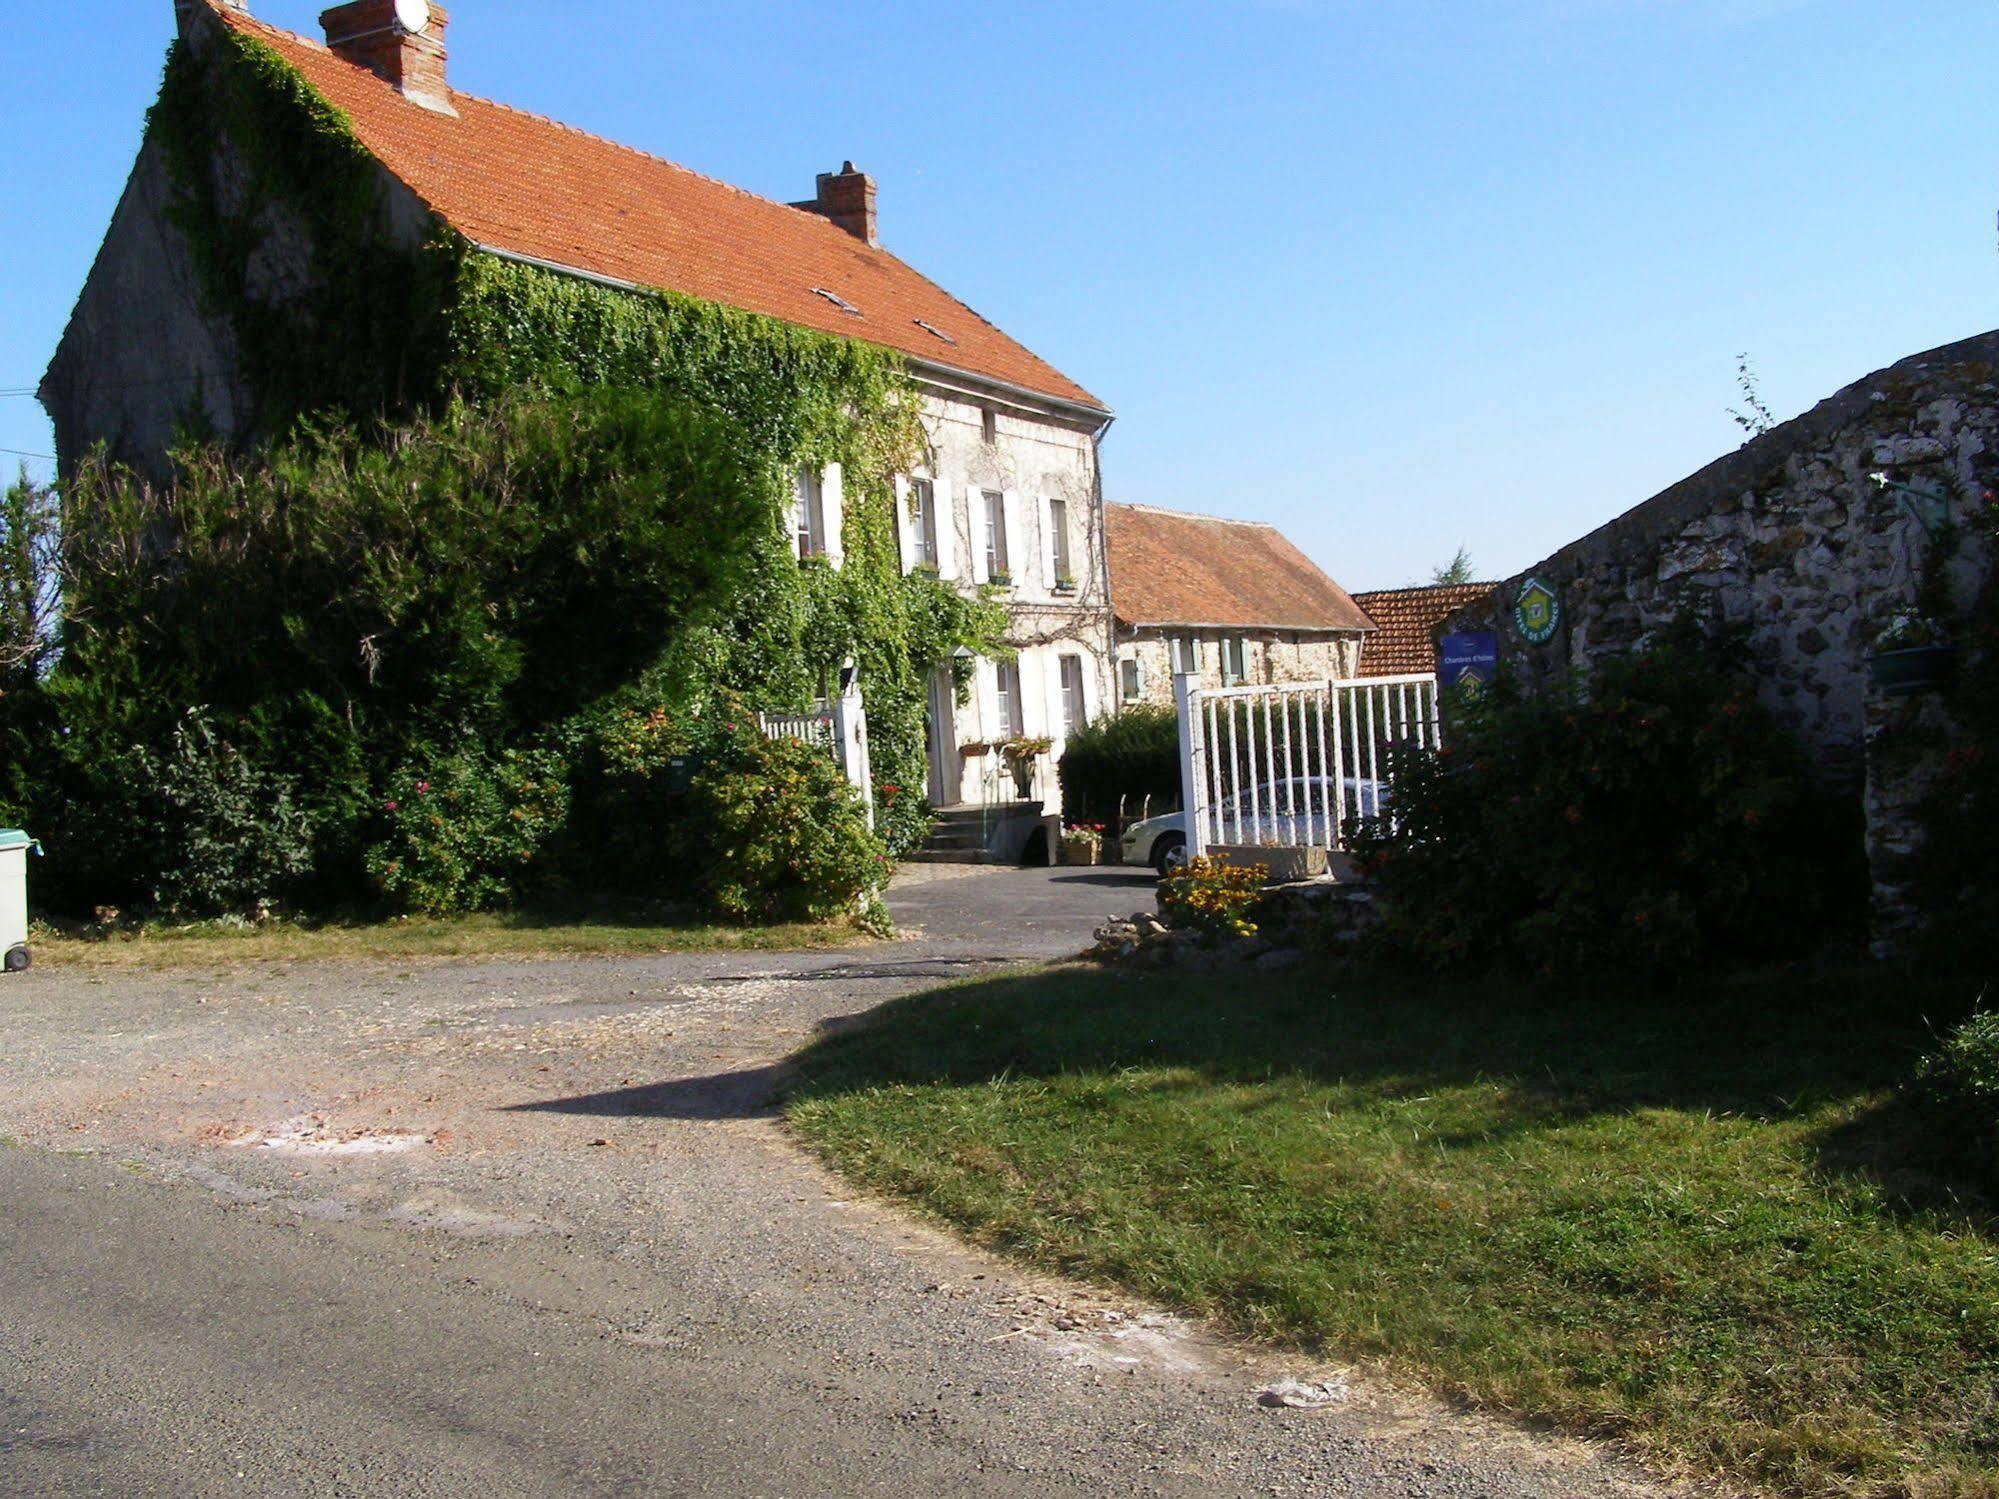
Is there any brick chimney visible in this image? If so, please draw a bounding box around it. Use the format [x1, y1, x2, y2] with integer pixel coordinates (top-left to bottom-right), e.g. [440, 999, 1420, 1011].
[320, 0, 455, 115]
[793, 163, 877, 247]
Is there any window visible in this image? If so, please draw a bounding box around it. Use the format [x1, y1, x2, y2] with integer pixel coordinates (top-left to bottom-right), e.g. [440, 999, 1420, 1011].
[982, 490, 1010, 581]
[1221, 636, 1249, 684]
[810, 287, 861, 316]
[1169, 635, 1197, 675]
[906, 478, 939, 570]
[1060, 656, 1089, 735]
[994, 660, 1024, 739]
[794, 468, 825, 559]
[1119, 656, 1144, 702]
[1048, 497, 1073, 587]
[980, 407, 998, 445]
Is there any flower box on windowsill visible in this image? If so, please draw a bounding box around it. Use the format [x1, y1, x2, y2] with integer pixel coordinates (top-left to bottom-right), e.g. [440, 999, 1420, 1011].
[1052, 578, 1078, 596]
[985, 571, 1014, 590]
[959, 741, 993, 756]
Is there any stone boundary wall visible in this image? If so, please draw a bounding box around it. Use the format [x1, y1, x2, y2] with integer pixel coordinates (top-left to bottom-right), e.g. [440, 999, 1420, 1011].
[1448, 329, 1997, 785]
[1446, 329, 1998, 947]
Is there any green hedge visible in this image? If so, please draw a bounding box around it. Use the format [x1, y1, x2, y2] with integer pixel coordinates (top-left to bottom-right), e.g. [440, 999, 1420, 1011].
[1058, 703, 1180, 823]
[1353, 624, 1863, 974]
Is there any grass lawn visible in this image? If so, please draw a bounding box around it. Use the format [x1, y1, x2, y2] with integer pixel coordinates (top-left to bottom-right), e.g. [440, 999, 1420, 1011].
[35, 911, 872, 968]
[785, 960, 1999, 1497]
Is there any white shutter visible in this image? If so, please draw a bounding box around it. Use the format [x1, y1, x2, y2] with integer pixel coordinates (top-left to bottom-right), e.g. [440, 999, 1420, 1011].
[933, 480, 957, 580]
[822, 463, 845, 569]
[1001, 490, 1022, 585]
[967, 484, 988, 584]
[891, 475, 910, 575]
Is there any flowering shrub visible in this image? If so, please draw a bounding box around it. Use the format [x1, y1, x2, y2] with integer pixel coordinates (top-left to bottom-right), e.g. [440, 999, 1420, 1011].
[688, 712, 886, 926]
[1351, 624, 1858, 975]
[1159, 856, 1269, 941]
[366, 748, 570, 914]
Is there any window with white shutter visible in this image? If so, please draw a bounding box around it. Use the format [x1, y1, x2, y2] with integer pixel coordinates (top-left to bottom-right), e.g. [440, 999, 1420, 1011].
[907, 478, 939, 570]
[794, 469, 825, 559]
[994, 659, 1024, 739]
[1119, 656, 1144, 702]
[1060, 656, 1088, 734]
[982, 490, 1010, 582]
[1048, 497, 1073, 588]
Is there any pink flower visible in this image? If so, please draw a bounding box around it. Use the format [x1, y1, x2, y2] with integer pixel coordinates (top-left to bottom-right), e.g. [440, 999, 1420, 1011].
[415, 780, 431, 794]
[384, 800, 399, 813]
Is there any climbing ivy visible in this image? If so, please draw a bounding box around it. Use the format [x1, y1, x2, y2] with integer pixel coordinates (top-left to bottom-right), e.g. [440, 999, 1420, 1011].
[149, 26, 457, 435]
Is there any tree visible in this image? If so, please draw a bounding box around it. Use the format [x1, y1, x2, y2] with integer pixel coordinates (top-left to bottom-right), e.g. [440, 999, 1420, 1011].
[1430, 547, 1476, 587]
[0, 468, 61, 688]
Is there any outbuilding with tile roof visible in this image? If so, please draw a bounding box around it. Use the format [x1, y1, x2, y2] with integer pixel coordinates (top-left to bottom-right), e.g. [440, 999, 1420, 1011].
[1104, 503, 1374, 706]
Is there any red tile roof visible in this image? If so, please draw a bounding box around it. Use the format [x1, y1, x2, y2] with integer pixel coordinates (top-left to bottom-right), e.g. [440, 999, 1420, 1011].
[1105, 504, 1374, 633]
[202, 4, 1105, 413]
[1350, 584, 1493, 677]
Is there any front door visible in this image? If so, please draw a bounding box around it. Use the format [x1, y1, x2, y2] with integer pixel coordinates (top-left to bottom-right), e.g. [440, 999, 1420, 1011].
[925, 670, 955, 807]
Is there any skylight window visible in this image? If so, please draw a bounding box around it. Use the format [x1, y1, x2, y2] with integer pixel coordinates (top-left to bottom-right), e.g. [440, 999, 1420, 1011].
[913, 319, 957, 346]
[811, 287, 861, 316]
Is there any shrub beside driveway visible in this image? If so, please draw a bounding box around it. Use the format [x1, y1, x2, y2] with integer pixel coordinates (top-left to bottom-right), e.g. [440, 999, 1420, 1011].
[786, 961, 1999, 1497]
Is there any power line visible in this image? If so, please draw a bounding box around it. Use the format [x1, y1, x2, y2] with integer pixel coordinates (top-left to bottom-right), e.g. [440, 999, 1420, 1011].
[0, 447, 55, 462]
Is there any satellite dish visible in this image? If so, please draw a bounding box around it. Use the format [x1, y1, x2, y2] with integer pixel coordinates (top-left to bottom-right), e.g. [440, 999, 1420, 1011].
[394, 0, 430, 34]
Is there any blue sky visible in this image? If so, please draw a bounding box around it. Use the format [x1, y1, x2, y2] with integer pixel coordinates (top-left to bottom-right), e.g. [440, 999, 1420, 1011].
[3, 1, 1992, 589]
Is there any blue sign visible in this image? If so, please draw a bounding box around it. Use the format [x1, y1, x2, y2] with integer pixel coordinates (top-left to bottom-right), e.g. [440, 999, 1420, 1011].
[1439, 631, 1499, 690]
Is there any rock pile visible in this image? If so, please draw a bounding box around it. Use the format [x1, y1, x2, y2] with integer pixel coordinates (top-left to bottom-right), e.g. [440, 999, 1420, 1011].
[1089, 880, 1380, 972]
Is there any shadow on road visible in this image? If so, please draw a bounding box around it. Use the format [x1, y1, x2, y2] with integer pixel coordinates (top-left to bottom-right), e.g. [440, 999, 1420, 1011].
[507, 1064, 787, 1121]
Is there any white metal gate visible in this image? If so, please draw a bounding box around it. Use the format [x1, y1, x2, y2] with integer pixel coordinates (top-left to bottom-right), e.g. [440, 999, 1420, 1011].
[1173, 672, 1439, 860]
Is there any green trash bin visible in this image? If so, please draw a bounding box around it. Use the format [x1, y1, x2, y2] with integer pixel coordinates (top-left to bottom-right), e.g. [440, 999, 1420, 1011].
[1, 829, 42, 972]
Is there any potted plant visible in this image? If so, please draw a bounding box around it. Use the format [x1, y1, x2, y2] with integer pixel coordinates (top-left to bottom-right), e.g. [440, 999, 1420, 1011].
[998, 735, 1051, 797]
[1061, 823, 1104, 865]
[1868, 612, 1956, 696]
[988, 569, 1013, 589]
[1052, 573, 1078, 596]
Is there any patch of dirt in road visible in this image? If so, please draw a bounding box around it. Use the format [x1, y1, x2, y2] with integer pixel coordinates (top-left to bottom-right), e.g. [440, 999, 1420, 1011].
[979, 1290, 1228, 1378]
[205, 1115, 430, 1156]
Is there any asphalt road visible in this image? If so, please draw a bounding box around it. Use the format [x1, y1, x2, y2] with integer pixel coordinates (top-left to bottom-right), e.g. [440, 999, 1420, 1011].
[0, 867, 1676, 1497]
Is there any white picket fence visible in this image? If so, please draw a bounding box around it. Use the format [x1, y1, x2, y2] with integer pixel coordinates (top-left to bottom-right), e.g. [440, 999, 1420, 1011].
[1173, 672, 1440, 860]
[757, 709, 835, 751]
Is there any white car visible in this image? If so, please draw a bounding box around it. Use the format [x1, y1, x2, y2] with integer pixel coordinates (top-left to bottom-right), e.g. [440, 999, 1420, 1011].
[1119, 777, 1387, 875]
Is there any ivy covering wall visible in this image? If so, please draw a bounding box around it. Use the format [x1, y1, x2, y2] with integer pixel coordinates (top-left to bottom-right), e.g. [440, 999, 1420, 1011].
[9, 22, 1005, 917]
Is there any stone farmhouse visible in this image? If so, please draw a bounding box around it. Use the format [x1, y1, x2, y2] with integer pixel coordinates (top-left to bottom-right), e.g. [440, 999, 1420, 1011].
[41, 0, 1116, 823]
[1104, 503, 1374, 705]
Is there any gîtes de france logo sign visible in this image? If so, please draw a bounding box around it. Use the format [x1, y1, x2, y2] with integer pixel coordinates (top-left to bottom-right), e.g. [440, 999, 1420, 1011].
[1513, 576, 1561, 644]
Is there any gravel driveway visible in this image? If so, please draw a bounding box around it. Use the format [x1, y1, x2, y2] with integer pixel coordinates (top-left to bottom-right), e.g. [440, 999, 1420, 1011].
[0, 867, 1678, 1497]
